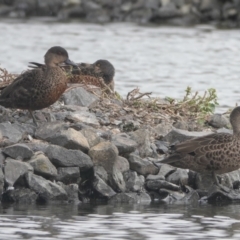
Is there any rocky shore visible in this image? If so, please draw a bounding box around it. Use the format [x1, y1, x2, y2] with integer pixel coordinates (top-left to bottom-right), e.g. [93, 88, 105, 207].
[1, 0, 240, 28]
[0, 76, 239, 205]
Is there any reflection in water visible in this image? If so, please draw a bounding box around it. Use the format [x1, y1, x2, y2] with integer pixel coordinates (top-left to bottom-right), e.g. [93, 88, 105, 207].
[1, 21, 240, 112]
[1, 203, 240, 239]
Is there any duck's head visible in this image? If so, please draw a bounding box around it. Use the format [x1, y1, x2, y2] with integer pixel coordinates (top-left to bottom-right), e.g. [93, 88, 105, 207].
[230, 106, 240, 134]
[92, 59, 115, 84]
[44, 46, 77, 67]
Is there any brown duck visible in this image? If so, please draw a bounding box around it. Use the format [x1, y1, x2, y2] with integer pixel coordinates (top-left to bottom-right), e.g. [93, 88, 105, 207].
[28, 59, 115, 92]
[0, 46, 76, 125]
[160, 106, 240, 189]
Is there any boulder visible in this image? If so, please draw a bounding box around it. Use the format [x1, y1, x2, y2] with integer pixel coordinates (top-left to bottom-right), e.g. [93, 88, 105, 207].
[109, 192, 151, 204]
[3, 143, 34, 160]
[56, 167, 80, 184]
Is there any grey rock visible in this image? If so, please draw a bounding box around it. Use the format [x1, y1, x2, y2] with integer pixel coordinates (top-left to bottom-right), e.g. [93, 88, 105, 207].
[81, 128, 101, 148]
[45, 128, 90, 153]
[128, 154, 159, 176]
[29, 152, 58, 179]
[195, 173, 214, 190]
[94, 165, 108, 183]
[163, 127, 211, 144]
[155, 2, 179, 18]
[109, 192, 151, 204]
[35, 121, 68, 141]
[123, 170, 145, 192]
[158, 164, 176, 177]
[3, 143, 34, 160]
[2, 188, 37, 204]
[4, 158, 33, 187]
[0, 122, 23, 144]
[114, 156, 130, 173]
[88, 142, 118, 173]
[155, 140, 169, 154]
[62, 87, 99, 107]
[57, 182, 80, 204]
[206, 114, 230, 129]
[112, 134, 137, 155]
[129, 129, 153, 158]
[146, 174, 165, 181]
[199, 0, 217, 11]
[0, 168, 4, 196]
[166, 168, 189, 186]
[93, 176, 116, 198]
[0, 150, 5, 167]
[46, 145, 93, 169]
[26, 172, 68, 201]
[145, 0, 159, 9]
[56, 167, 80, 184]
[146, 179, 180, 191]
[108, 167, 126, 192]
[25, 140, 50, 153]
[66, 110, 100, 127]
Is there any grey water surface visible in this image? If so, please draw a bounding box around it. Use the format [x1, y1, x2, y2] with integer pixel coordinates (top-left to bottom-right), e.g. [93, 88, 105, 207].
[1, 20, 240, 112]
[1, 20, 240, 239]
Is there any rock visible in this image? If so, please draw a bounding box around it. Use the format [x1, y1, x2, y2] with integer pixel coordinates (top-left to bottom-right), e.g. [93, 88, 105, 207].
[81, 128, 101, 148]
[29, 152, 58, 179]
[129, 129, 153, 157]
[0, 122, 23, 145]
[62, 87, 99, 107]
[25, 140, 50, 153]
[153, 121, 173, 138]
[3, 143, 34, 160]
[45, 145, 93, 169]
[0, 168, 4, 196]
[108, 167, 126, 192]
[154, 2, 179, 19]
[66, 110, 100, 127]
[94, 165, 108, 183]
[166, 168, 189, 186]
[2, 188, 37, 204]
[0, 150, 5, 167]
[114, 156, 130, 173]
[44, 128, 90, 153]
[128, 154, 159, 176]
[26, 172, 68, 202]
[146, 174, 165, 181]
[56, 167, 80, 184]
[195, 173, 214, 190]
[4, 158, 33, 187]
[146, 179, 180, 191]
[123, 170, 145, 192]
[88, 142, 118, 173]
[57, 182, 80, 204]
[206, 113, 230, 129]
[109, 192, 151, 204]
[35, 122, 68, 141]
[163, 127, 211, 144]
[93, 176, 116, 198]
[155, 141, 169, 154]
[111, 134, 137, 155]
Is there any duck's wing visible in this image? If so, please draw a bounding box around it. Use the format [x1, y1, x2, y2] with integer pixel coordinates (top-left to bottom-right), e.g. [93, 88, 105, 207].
[161, 133, 233, 164]
[28, 62, 45, 69]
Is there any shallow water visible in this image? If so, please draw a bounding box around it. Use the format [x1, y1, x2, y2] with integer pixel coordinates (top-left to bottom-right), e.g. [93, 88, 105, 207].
[1, 20, 240, 239]
[1, 20, 240, 112]
[1, 202, 240, 239]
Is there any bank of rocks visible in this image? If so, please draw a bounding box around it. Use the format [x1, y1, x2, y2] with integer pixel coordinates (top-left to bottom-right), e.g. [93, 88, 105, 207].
[1, 0, 240, 28]
[0, 85, 236, 205]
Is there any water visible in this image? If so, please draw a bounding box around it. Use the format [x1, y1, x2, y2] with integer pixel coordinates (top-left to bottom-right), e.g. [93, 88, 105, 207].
[1, 20, 240, 112]
[1, 203, 240, 239]
[1, 19, 240, 238]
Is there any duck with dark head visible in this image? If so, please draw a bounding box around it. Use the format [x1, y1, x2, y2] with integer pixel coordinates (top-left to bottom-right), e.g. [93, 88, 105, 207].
[0, 46, 76, 125]
[28, 59, 115, 93]
[71, 59, 115, 92]
[159, 106, 240, 192]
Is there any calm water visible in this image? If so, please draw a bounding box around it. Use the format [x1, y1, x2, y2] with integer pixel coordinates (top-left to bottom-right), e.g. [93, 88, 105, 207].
[1, 19, 240, 238]
[1, 20, 240, 112]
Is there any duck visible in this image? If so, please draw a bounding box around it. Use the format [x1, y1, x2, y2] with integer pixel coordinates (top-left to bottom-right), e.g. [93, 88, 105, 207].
[0, 46, 76, 125]
[70, 59, 115, 92]
[28, 59, 115, 93]
[159, 106, 240, 190]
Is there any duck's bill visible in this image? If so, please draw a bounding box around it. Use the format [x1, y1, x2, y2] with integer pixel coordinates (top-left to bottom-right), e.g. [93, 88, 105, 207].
[64, 59, 78, 67]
